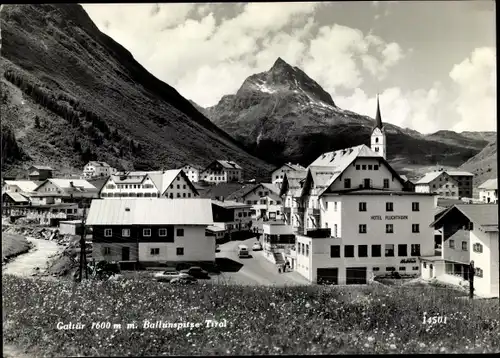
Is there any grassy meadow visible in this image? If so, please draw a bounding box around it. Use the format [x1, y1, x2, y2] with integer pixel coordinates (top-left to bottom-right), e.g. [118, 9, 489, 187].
[2, 275, 499, 356]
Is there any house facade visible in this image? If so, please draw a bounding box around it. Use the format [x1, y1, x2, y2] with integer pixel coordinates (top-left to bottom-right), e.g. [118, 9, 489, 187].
[83, 161, 117, 179]
[235, 183, 283, 220]
[445, 171, 474, 199]
[180, 164, 203, 183]
[2, 180, 39, 195]
[271, 163, 306, 184]
[201, 160, 243, 184]
[415, 171, 460, 198]
[478, 179, 497, 203]
[86, 199, 215, 267]
[99, 170, 199, 199]
[425, 204, 498, 298]
[211, 200, 253, 238]
[28, 165, 54, 181]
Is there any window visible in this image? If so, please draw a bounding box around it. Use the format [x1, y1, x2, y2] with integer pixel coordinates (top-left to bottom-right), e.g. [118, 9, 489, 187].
[359, 202, 367, 211]
[334, 224, 338, 237]
[398, 244, 407, 256]
[412, 224, 420, 233]
[277, 201, 282, 205]
[449, 240, 455, 249]
[177, 193, 181, 198]
[188, 193, 191, 198]
[423, 262, 427, 268]
[363, 178, 371, 188]
[159, 228, 167, 237]
[330, 245, 341, 258]
[334, 202, 338, 211]
[169, 193, 173, 199]
[183, 185, 186, 189]
[386, 224, 394, 234]
[474, 268, 483, 278]
[462, 241, 468, 251]
[358, 245, 368, 257]
[359, 224, 367, 234]
[372, 245, 381, 257]
[356, 165, 360, 170]
[301, 243, 305, 255]
[374, 165, 379, 170]
[122, 229, 130, 237]
[177, 185, 180, 189]
[103, 247, 111, 255]
[383, 179, 390, 189]
[104, 229, 112, 237]
[386, 267, 395, 272]
[362, 165, 367, 170]
[306, 244, 309, 257]
[368, 165, 373, 170]
[473, 243, 483, 253]
[344, 245, 354, 257]
[177, 177, 180, 181]
[412, 202, 420, 211]
[243, 212, 247, 217]
[170, 184, 173, 189]
[373, 267, 380, 272]
[150, 248, 160, 255]
[399, 267, 406, 271]
[238, 212, 242, 218]
[344, 179, 351, 189]
[385, 244, 395, 257]
[411, 244, 421, 256]
[254, 200, 258, 204]
[386, 202, 394, 211]
[183, 193, 186, 198]
[176, 248, 184, 256]
[412, 266, 419, 271]
[177, 228, 184, 236]
[247, 200, 252, 204]
[143, 228, 151, 237]
[375, 147, 379, 152]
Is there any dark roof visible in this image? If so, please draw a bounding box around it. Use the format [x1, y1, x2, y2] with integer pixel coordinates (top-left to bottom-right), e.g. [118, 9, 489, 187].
[430, 204, 498, 232]
[437, 198, 464, 208]
[88, 178, 109, 192]
[199, 182, 246, 200]
[323, 188, 435, 196]
[227, 184, 259, 200]
[374, 95, 383, 130]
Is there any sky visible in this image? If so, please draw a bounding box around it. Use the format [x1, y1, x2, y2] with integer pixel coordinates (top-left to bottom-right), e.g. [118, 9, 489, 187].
[82, 1, 496, 134]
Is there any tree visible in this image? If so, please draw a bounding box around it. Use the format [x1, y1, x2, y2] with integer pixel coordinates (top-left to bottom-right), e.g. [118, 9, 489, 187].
[34, 116, 41, 128]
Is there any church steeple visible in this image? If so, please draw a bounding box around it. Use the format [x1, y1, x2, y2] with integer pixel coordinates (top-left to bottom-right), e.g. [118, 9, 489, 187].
[374, 94, 383, 129]
[371, 94, 386, 159]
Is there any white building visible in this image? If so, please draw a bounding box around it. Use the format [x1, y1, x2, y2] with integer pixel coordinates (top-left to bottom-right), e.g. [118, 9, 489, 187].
[99, 170, 199, 199]
[271, 163, 306, 184]
[200, 160, 243, 184]
[280, 97, 436, 284]
[478, 179, 497, 203]
[179, 164, 204, 183]
[234, 183, 283, 220]
[425, 204, 498, 298]
[415, 171, 460, 198]
[86, 198, 215, 266]
[211, 200, 253, 235]
[83, 161, 117, 179]
[2, 180, 39, 195]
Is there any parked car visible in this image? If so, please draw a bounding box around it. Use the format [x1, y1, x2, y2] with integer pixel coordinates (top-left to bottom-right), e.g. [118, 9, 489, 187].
[180, 266, 210, 279]
[238, 245, 250, 258]
[170, 276, 197, 285]
[154, 269, 190, 282]
[252, 242, 263, 251]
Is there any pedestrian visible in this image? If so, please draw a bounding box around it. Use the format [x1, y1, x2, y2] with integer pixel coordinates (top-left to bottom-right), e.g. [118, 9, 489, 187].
[278, 264, 282, 274]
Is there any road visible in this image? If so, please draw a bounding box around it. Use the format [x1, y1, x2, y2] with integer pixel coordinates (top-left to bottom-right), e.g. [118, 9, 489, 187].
[3, 238, 62, 277]
[215, 237, 310, 286]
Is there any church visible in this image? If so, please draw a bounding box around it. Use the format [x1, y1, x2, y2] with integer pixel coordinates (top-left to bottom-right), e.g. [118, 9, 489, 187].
[279, 96, 438, 285]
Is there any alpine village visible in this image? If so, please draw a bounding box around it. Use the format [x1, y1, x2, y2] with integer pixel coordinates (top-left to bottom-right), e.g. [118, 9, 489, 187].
[1, 3, 498, 357]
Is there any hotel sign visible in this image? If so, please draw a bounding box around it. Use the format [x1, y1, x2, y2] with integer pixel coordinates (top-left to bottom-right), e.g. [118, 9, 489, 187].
[371, 215, 408, 220]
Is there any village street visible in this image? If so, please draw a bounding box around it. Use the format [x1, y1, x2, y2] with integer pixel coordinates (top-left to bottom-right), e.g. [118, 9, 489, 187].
[215, 237, 310, 286]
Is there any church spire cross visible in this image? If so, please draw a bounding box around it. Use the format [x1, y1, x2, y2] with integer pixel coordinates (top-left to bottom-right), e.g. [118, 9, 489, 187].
[374, 94, 383, 129]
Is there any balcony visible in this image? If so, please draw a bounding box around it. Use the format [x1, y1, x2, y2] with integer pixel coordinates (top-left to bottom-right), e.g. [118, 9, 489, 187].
[307, 208, 320, 216]
[434, 244, 442, 257]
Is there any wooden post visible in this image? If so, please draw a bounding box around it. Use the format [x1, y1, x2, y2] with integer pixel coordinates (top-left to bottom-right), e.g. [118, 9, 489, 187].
[469, 260, 475, 299]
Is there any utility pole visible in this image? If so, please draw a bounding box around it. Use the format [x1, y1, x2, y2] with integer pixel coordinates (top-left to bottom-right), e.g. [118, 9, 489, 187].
[468, 260, 475, 299]
[78, 200, 88, 282]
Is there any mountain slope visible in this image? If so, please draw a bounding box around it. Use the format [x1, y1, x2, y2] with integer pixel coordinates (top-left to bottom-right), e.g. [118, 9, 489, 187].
[459, 138, 497, 186]
[0, 4, 273, 179]
[205, 58, 489, 170]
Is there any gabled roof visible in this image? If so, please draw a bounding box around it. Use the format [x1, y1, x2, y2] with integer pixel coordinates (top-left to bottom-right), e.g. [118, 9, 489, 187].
[29, 165, 54, 171]
[479, 178, 497, 190]
[36, 179, 97, 191]
[3, 192, 29, 203]
[280, 170, 308, 197]
[211, 200, 252, 209]
[415, 171, 445, 185]
[87, 161, 111, 167]
[203, 160, 243, 172]
[273, 163, 307, 174]
[86, 199, 213, 225]
[231, 183, 281, 200]
[301, 144, 406, 197]
[4, 180, 39, 193]
[181, 163, 204, 171]
[445, 171, 473, 177]
[430, 204, 498, 232]
[200, 182, 246, 200]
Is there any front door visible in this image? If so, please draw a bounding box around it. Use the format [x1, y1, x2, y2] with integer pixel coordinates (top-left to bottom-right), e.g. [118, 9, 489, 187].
[122, 247, 130, 261]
